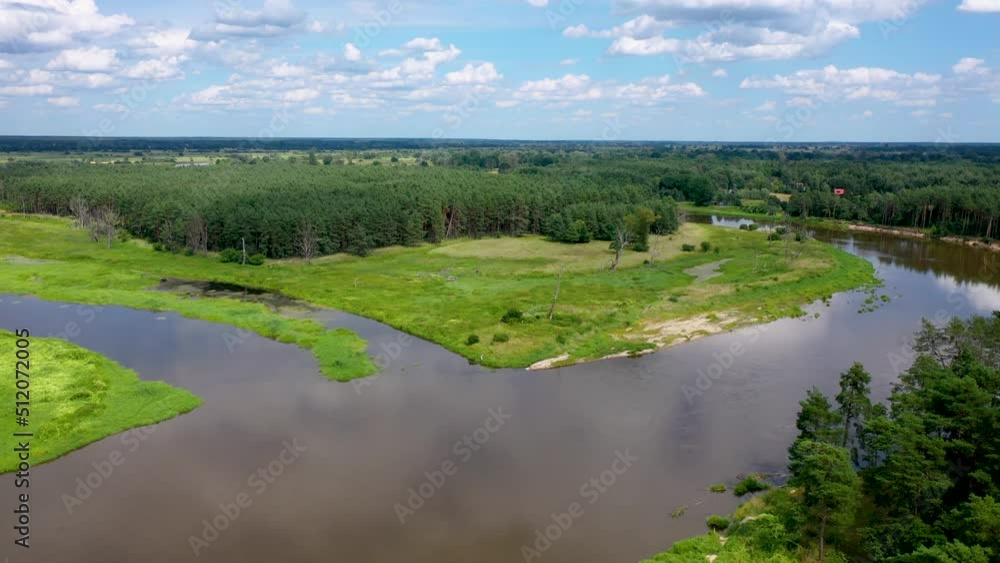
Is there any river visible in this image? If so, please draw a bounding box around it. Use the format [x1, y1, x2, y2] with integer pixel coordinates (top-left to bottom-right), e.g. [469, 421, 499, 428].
[2, 216, 999, 563]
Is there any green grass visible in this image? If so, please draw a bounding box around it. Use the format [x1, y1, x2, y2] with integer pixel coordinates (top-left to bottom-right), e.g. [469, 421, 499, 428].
[0, 213, 877, 369]
[314, 328, 378, 381]
[0, 330, 201, 473]
[734, 475, 771, 496]
[708, 483, 727, 493]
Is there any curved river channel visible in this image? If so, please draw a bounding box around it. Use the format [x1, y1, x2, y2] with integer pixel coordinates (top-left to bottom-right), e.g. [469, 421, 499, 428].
[3, 216, 1000, 563]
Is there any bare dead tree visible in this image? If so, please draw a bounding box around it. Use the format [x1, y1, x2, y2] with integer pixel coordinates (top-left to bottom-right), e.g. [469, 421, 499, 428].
[610, 224, 632, 272]
[69, 197, 92, 230]
[547, 268, 563, 320]
[241, 237, 247, 266]
[184, 214, 209, 254]
[297, 221, 319, 263]
[92, 206, 120, 249]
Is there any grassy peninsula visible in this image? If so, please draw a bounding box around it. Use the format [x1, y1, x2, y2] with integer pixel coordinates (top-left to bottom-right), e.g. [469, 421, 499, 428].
[0, 330, 201, 473]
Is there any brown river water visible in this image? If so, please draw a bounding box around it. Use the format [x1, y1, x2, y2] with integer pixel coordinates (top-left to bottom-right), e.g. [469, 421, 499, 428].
[3, 215, 1000, 563]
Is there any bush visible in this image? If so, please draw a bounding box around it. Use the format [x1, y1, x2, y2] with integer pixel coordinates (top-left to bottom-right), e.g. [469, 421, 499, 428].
[706, 515, 730, 531]
[734, 476, 770, 496]
[219, 248, 242, 263]
[555, 334, 567, 344]
[767, 232, 782, 241]
[668, 295, 680, 303]
[775, 226, 788, 235]
[466, 334, 480, 345]
[739, 224, 749, 230]
[501, 308, 524, 323]
[247, 253, 266, 266]
[795, 232, 804, 242]
[681, 244, 696, 252]
[492, 333, 510, 344]
[708, 483, 726, 493]
[748, 223, 760, 231]
[152, 242, 165, 252]
[713, 246, 721, 254]
[183, 248, 195, 256]
[700, 241, 711, 252]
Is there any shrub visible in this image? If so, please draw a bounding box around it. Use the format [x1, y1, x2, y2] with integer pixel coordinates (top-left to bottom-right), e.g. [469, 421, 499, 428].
[734, 475, 770, 496]
[492, 333, 510, 344]
[555, 334, 567, 344]
[152, 242, 165, 252]
[748, 223, 760, 231]
[700, 241, 711, 252]
[668, 295, 680, 303]
[794, 232, 804, 242]
[183, 248, 195, 256]
[713, 246, 721, 254]
[219, 248, 242, 263]
[708, 483, 726, 493]
[501, 308, 524, 323]
[247, 253, 266, 266]
[466, 334, 480, 345]
[767, 232, 782, 241]
[739, 224, 749, 230]
[775, 226, 788, 235]
[706, 515, 730, 531]
[681, 244, 696, 252]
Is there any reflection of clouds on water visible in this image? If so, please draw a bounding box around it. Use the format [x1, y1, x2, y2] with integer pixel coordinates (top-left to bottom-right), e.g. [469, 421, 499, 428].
[933, 274, 1000, 313]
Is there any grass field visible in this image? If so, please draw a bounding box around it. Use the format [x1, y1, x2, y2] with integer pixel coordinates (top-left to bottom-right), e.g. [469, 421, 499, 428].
[0, 330, 201, 473]
[0, 213, 877, 369]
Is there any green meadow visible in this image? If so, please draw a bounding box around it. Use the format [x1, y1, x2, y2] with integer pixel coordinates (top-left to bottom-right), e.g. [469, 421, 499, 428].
[0, 330, 201, 473]
[0, 213, 876, 369]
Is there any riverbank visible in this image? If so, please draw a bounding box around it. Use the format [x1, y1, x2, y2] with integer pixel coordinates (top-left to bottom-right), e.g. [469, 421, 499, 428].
[0, 213, 877, 370]
[682, 203, 1000, 253]
[0, 330, 201, 473]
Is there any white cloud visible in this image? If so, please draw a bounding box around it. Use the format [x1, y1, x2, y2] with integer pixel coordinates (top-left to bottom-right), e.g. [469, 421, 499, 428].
[47, 96, 78, 107]
[124, 57, 185, 80]
[953, 57, 988, 75]
[712, 68, 727, 78]
[129, 29, 197, 57]
[283, 87, 320, 102]
[560, 59, 578, 66]
[445, 63, 502, 85]
[93, 103, 129, 113]
[525, 0, 548, 6]
[344, 43, 362, 62]
[0, 84, 52, 95]
[0, 0, 134, 52]
[563, 15, 672, 39]
[404, 37, 443, 51]
[193, 0, 308, 39]
[958, 0, 1000, 12]
[46, 47, 119, 72]
[741, 65, 941, 108]
[0, 59, 12, 70]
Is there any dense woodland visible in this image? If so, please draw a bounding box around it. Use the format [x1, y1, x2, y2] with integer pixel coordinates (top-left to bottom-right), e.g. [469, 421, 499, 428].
[1, 142, 999, 258]
[768, 315, 1000, 562]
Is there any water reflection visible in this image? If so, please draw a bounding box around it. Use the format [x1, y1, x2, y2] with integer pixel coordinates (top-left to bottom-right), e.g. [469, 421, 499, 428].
[2, 217, 1000, 563]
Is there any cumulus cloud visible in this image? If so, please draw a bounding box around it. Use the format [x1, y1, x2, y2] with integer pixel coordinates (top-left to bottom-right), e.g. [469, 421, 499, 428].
[597, 0, 922, 62]
[47, 96, 78, 107]
[0, 0, 134, 53]
[958, 0, 1000, 12]
[192, 0, 308, 39]
[0, 84, 53, 95]
[46, 46, 119, 72]
[953, 57, 988, 75]
[123, 57, 185, 81]
[741, 65, 942, 108]
[445, 63, 502, 85]
[344, 43, 362, 62]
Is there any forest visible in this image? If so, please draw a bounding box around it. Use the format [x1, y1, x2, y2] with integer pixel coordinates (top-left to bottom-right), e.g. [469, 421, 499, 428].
[1, 142, 999, 258]
[647, 314, 1000, 562]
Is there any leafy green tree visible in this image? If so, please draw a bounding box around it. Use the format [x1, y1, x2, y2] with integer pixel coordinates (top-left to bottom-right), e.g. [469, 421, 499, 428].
[836, 362, 872, 456]
[624, 207, 657, 252]
[788, 440, 861, 562]
[794, 387, 841, 445]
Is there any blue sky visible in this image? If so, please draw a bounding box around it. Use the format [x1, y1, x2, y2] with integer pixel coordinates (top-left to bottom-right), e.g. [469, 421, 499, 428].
[0, 0, 998, 141]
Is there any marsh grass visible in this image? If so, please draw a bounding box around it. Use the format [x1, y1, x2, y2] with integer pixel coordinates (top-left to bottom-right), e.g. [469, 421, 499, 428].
[0, 330, 201, 472]
[0, 213, 876, 369]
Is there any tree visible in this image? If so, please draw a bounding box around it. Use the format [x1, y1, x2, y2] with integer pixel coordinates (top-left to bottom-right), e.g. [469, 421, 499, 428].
[92, 206, 120, 249]
[185, 214, 208, 254]
[788, 440, 861, 562]
[794, 387, 841, 445]
[836, 362, 872, 456]
[609, 223, 632, 272]
[624, 207, 657, 252]
[296, 221, 319, 262]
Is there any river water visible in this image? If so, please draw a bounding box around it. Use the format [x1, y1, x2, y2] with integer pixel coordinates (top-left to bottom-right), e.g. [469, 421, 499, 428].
[2, 216, 1000, 563]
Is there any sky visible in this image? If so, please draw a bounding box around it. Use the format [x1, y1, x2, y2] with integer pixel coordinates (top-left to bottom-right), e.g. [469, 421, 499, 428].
[0, 0, 998, 142]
